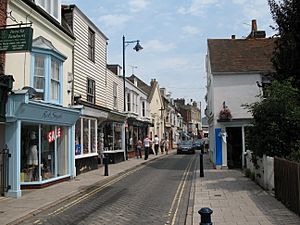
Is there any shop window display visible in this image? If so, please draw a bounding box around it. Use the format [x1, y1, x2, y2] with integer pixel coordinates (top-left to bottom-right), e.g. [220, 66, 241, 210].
[103, 122, 123, 151]
[75, 117, 97, 156]
[21, 125, 40, 182]
[20, 123, 69, 183]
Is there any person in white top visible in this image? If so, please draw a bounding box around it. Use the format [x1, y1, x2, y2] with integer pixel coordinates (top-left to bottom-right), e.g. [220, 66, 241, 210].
[143, 135, 152, 160]
[154, 135, 159, 155]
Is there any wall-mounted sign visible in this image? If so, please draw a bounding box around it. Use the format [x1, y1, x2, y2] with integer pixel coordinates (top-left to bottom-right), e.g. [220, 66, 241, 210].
[0, 27, 33, 52]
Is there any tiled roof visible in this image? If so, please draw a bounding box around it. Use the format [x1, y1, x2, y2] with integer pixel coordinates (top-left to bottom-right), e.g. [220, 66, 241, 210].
[127, 75, 151, 95]
[207, 38, 276, 73]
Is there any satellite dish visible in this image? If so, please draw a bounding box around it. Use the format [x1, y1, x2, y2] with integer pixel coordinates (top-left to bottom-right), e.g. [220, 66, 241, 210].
[22, 86, 37, 99]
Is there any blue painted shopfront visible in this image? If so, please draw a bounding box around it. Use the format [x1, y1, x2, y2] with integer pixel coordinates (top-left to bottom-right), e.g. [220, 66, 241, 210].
[5, 91, 80, 198]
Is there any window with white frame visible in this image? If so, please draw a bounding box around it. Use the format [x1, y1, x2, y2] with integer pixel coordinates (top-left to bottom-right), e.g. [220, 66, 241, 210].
[113, 82, 118, 108]
[75, 117, 97, 157]
[87, 78, 95, 104]
[127, 92, 131, 112]
[32, 52, 63, 104]
[51, 59, 60, 101]
[35, 0, 60, 21]
[88, 28, 95, 62]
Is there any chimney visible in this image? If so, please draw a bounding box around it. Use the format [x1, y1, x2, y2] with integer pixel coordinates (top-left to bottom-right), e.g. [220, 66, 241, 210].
[150, 78, 156, 87]
[247, 19, 266, 39]
[251, 19, 257, 32]
[231, 35, 236, 39]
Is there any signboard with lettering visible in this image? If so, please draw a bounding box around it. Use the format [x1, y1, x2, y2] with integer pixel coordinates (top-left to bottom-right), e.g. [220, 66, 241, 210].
[0, 27, 33, 52]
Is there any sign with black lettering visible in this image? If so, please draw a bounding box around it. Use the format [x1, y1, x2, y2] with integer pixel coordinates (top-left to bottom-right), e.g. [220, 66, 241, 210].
[0, 27, 33, 52]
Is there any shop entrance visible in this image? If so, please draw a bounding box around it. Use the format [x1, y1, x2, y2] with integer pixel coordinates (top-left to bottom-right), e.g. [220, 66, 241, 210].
[226, 127, 243, 169]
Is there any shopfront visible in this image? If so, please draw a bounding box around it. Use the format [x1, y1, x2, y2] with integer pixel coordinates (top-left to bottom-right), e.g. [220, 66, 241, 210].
[126, 117, 150, 158]
[99, 111, 126, 164]
[5, 91, 80, 198]
[74, 105, 108, 175]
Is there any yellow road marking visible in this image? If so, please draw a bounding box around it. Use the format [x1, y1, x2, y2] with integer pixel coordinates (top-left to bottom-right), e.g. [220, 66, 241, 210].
[165, 156, 194, 225]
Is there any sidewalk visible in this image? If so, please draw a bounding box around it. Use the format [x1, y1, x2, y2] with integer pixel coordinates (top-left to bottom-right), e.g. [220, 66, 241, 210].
[0, 151, 171, 225]
[192, 153, 300, 225]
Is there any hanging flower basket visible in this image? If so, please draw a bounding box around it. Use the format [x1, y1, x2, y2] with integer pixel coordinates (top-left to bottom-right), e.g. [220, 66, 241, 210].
[218, 101, 232, 121]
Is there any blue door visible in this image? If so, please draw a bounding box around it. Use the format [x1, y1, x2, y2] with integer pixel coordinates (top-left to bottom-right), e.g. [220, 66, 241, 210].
[215, 128, 222, 166]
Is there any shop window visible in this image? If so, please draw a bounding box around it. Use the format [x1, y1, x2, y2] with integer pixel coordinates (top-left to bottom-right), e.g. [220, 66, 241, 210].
[75, 118, 97, 157]
[20, 123, 69, 183]
[103, 122, 123, 151]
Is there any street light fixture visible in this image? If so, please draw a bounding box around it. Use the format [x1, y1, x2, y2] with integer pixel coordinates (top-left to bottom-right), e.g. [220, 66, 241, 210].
[122, 35, 143, 160]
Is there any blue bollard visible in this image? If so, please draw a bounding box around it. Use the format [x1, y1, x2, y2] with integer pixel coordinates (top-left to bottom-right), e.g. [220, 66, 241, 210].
[198, 207, 213, 225]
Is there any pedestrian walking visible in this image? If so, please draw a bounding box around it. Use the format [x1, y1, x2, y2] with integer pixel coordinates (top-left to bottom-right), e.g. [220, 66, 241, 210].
[135, 138, 143, 159]
[160, 139, 165, 154]
[154, 135, 159, 155]
[143, 135, 152, 160]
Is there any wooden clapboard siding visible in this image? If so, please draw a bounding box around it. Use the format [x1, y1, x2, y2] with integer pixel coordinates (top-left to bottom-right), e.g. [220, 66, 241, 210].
[106, 69, 123, 111]
[72, 8, 108, 107]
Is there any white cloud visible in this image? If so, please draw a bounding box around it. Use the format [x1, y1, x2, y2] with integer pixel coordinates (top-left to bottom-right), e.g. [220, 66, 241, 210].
[178, 0, 220, 16]
[129, 0, 150, 12]
[98, 14, 131, 28]
[182, 25, 201, 35]
[142, 40, 176, 53]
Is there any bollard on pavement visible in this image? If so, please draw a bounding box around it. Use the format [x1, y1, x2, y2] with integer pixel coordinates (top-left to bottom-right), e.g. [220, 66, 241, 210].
[103, 154, 109, 176]
[199, 153, 204, 177]
[198, 207, 213, 225]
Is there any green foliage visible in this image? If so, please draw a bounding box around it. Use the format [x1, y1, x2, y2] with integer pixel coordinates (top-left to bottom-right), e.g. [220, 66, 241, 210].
[245, 81, 300, 160]
[244, 168, 251, 177]
[268, 0, 300, 91]
[244, 1, 300, 162]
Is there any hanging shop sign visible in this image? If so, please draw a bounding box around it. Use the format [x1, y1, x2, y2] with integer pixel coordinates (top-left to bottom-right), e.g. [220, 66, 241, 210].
[0, 27, 33, 52]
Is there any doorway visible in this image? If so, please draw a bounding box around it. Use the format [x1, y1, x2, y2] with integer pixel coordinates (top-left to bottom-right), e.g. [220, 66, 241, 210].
[226, 127, 242, 169]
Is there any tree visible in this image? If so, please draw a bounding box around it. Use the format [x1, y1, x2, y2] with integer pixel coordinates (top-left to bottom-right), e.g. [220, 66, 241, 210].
[246, 81, 300, 160]
[268, 0, 300, 90]
[245, 0, 300, 161]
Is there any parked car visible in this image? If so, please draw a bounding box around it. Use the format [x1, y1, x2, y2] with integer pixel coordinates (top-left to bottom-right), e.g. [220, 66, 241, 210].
[177, 140, 195, 154]
[193, 139, 204, 150]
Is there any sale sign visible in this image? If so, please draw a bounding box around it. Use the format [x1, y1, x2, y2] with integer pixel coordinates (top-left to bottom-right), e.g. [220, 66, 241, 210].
[48, 127, 62, 143]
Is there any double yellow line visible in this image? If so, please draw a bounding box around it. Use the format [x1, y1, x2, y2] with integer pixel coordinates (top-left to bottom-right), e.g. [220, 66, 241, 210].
[165, 156, 195, 225]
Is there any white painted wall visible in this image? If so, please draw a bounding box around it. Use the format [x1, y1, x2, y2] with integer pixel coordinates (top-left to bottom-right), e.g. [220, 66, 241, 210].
[213, 73, 261, 123]
[6, 0, 74, 107]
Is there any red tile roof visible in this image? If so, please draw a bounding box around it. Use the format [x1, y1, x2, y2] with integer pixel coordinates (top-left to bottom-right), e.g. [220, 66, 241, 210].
[208, 38, 276, 73]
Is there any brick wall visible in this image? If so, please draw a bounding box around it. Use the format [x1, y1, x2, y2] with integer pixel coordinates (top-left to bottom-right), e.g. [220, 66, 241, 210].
[0, 0, 7, 74]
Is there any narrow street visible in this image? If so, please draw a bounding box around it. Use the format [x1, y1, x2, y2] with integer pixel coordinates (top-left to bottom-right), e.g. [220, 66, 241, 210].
[20, 153, 197, 225]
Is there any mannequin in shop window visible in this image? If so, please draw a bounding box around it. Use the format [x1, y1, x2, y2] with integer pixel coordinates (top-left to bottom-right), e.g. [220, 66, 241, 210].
[27, 131, 38, 181]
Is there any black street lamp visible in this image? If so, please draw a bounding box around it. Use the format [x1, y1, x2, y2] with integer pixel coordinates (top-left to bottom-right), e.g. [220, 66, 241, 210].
[122, 35, 143, 160]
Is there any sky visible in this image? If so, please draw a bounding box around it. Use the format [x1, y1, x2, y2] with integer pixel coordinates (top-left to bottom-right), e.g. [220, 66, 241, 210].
[62, 0, 276, 114]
